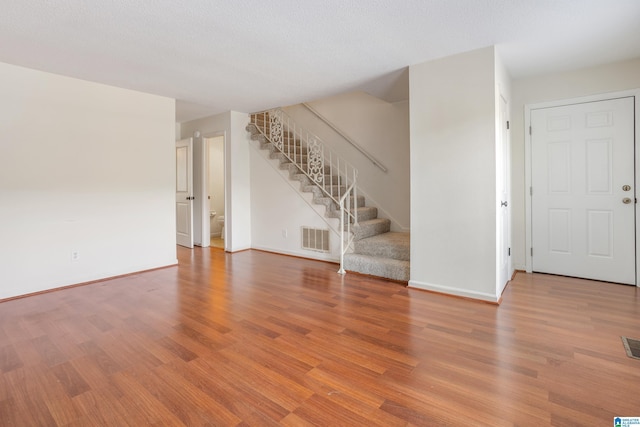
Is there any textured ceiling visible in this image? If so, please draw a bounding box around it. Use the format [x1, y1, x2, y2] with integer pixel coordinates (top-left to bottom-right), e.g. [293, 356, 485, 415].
[1, 1, 640, 122]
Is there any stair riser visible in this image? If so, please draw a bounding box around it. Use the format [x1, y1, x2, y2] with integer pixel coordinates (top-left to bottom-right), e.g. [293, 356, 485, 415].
[354, 219, 391, 240]
[270, 152, 309, 163]
[343, 255, 410, 282]
[280, 162, 332, 175]
[326, 207, 378, 222]
[354, 207, 378, 222]
[322, 195, 365, 211]
[292, 174, 344, 185]
[354, 242, 410, 261]
[303, 185, 347, 194]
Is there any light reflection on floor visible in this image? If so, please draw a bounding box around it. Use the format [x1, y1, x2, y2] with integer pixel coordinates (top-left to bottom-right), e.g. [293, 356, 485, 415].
[210, 236, 224, 249]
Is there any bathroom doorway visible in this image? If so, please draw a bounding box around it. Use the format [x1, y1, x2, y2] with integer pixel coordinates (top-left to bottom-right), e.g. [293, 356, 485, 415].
[205, 135, 225, 250]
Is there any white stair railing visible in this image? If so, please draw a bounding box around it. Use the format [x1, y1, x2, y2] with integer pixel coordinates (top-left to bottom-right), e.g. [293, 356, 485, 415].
[250, 108, 358, 274]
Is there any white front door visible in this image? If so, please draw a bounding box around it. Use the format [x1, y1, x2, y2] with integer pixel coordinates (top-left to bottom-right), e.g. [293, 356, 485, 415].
[176, 138, 194, 248]
[531, 97, 635, 284]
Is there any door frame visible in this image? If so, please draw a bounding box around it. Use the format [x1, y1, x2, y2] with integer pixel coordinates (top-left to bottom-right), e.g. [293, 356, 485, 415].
[497, 92, 511, 295]
[524, 89, 640, 286]
[201, 131, 227, 250]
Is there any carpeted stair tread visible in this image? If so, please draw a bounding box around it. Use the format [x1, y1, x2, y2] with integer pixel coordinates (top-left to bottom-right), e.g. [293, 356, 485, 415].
[354, 232, 410, 261]
[343, 253, 409, 282]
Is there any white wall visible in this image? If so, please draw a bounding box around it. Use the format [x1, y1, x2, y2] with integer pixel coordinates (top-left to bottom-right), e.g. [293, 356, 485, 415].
[409, 46, 500, 302]
[283, 91, 410, 231]
[180, 111, 252, 252]
[0, 62, 176, 300]
[249, 143, 341, 262]
[228, 111, 252, 250]
[510, 57, 640, 270]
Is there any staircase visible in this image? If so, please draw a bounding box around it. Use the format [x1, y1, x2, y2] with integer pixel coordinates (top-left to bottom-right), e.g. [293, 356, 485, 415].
[247, 109, 410, 282]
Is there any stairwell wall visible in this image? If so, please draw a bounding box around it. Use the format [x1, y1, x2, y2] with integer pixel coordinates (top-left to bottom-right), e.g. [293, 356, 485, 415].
[249, 144, 342, 262]
[283, 91, 410, 231]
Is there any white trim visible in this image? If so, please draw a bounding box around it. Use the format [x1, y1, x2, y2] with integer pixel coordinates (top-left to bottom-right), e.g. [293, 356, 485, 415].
[524, 89, 640, 286]
[226, 244, 252, 253]
[193, 132, 208, 247]
[251, 245, 339, 263]
[497, 88, 512, 298]
[408, 280, 500, 303]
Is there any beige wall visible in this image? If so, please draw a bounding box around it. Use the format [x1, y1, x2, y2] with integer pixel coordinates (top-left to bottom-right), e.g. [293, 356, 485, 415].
[0, 62, 176, 299]
[510, 57, 640, 270]
[409, 46, 500, 301]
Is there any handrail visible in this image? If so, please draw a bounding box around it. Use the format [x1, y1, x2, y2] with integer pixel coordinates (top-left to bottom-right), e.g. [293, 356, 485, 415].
[302, 103, 388, 173]
[338, 181, 357, 274]
[249, 109, 358, 274]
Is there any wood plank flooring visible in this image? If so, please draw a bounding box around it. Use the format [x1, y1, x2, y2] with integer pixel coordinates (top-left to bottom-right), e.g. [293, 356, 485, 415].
[1, 247, 639, 426]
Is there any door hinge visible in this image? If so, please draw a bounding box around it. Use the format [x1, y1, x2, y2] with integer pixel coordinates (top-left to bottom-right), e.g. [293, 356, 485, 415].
[508, 248, 511, 256]
[530, 187, 533, 196]
[531, 247, 533, 256]
[529, 126, 532, 135]
[506, 121, 510, 130]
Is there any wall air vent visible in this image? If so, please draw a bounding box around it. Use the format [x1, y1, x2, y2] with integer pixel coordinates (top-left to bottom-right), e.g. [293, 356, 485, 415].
[301, 227, 330, 253]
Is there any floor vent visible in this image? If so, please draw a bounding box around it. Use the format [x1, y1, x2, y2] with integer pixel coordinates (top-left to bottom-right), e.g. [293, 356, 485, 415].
[621, 336, 640, 360]
[302, 227, 330, 252]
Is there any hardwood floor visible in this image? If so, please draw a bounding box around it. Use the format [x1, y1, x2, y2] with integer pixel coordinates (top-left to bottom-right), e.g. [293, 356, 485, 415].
[1, 247, 639, 426]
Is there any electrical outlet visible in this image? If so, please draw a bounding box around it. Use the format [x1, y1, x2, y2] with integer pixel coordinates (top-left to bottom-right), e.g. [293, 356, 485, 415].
[282, 229, 288, 238]
[71, 251, 80, 262]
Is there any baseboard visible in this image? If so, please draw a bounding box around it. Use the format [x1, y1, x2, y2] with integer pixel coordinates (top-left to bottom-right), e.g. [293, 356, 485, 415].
[0, 260, 179, 303]
[228, 245, 252, 253]
[251, 245, 339, 263]
[408, 279, 500, 303]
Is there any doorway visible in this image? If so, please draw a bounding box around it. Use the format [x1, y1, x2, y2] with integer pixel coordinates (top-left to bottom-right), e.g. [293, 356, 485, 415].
[205, 135, 225, 250]
[526, 94, 637, 285]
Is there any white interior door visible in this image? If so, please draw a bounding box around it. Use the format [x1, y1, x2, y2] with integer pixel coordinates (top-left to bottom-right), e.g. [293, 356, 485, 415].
[531, 97, 635, 284]
[497, 95, 510, 291]
[176, 138, 193, 248]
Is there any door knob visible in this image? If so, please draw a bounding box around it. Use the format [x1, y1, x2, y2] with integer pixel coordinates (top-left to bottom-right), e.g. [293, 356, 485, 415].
[623, 197, 632, 204]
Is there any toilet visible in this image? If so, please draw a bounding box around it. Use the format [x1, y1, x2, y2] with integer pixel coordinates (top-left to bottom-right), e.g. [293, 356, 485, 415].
[216, 216, 225, 239]
[209, 211, 217, 237]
